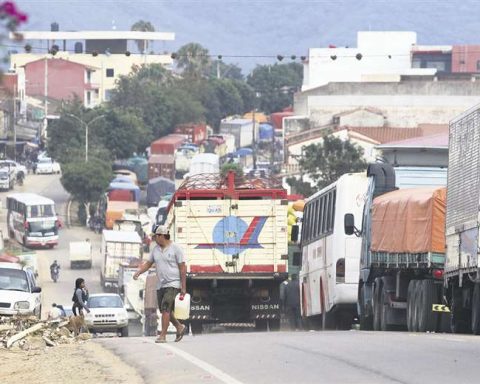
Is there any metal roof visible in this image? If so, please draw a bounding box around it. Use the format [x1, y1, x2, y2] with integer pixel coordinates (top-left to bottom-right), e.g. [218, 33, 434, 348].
[7, 193, 55, 206]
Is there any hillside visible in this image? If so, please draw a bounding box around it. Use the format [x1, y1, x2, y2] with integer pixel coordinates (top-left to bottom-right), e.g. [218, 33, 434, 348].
[14, 0, 480, 74]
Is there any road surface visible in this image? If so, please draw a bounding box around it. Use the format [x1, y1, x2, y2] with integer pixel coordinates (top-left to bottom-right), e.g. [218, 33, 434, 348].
[100, 330, 480, 384]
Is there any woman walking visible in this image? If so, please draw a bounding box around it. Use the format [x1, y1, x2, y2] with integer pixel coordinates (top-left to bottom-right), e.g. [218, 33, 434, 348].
[72, 278, 90, 316]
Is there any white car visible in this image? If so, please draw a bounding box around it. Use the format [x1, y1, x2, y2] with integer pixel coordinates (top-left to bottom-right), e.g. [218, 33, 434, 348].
[0, 160, 27, 179]
[84, 293, 129, 336]
[0, 167, 15, 190]
[0, 262, 42, 317]
[36, 157, 61, 174]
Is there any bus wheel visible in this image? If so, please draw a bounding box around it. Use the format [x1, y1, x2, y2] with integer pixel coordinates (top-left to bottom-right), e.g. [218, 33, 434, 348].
[471, 283, 480, 335]
[359, 284, 373, 330]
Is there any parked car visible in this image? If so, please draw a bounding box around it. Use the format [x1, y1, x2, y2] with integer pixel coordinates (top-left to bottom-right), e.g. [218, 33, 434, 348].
[0, 167, 15, 190]
[0, 262, 42, 317]
[36, 157, 61, 174]
[84, 293, 129, 336]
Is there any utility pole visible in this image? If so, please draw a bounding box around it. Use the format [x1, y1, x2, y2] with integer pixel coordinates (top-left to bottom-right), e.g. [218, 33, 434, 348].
[13, 83, 16, 162]
[252, 105, 257, 170]
[43, 55, 48, 141]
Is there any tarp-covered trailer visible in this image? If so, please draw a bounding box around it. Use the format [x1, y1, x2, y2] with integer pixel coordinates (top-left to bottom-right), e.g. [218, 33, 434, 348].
[146, 177, 175, 207]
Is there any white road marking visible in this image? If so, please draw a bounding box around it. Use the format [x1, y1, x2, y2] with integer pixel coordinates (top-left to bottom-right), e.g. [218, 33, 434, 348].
[155, 342, 244, 384]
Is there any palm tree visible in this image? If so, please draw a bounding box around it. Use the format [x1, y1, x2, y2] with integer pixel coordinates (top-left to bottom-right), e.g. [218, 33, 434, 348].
[130, 20, 155, 53]
[175, 43, 212, 79]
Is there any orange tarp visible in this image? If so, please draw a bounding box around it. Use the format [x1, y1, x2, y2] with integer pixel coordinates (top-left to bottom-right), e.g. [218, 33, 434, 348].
[371, 187, 446, 254]
[105, 200, 139, 229]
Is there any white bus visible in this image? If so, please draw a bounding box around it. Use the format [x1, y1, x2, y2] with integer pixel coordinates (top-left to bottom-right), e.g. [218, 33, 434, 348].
[299, 172, 368, 329]
[6, 193, 59, 248]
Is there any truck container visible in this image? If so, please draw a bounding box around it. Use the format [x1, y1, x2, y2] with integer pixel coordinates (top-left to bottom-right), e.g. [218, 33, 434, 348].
[444, 105, 480, 334]
[108, 189, 135, 202]
[345, 163, 448, 332]
[100, 229, 143, 290]
[187, 153, 219, 177]
[69, 240, 92, 269]
[219, 119, 254, 148]
[165, 171, 289, 334]
[150, 134, 187, 155]
[148, 154, 175, 181]
[107, 182, 140, 202]
[174, 123, 207, 145]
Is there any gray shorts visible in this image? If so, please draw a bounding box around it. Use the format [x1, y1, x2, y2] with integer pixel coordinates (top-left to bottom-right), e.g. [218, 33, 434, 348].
[157, 287, 180, 313]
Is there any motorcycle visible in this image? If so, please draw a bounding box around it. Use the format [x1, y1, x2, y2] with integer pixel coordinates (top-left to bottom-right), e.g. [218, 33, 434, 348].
[51, 266, 60, 283]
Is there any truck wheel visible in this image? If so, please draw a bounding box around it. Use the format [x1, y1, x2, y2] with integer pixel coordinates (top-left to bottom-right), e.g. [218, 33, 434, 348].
[191, 321, 203, 335]
[406, 280, 415, 332]
[373, 280, 382, 331]
[359, 284, 373, 331]
[412, 280, 421, 332]
[379, 283, 394, 331]
[268, 319, 280, 331]
[120, 327, 129, 337]
[471, 283, 480, 335]
[417, 280, 438, 333]
[255, 319, 268, 331]
[450, 287, 471, 334]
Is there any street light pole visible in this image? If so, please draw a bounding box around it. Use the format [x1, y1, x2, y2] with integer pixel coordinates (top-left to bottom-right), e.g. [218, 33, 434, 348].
[66, 114, 105, 162]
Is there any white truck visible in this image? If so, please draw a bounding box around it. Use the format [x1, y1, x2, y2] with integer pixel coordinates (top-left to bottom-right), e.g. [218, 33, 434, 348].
[69, 240, 92, 269]
[444, 105, 480, 334]
[166, 171, 289, 334]
[186, 153, 220, 178]
[219, 119, 254, 148]
[100, 230, 143, 291]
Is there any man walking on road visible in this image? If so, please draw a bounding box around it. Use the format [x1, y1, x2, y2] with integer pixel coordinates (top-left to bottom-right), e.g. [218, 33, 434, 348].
[134, 224, 187, 343]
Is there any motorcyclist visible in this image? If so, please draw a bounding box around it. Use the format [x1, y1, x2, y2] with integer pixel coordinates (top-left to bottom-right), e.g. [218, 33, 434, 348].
[16, 171, 24, 186]
[50, 260, 60, 282]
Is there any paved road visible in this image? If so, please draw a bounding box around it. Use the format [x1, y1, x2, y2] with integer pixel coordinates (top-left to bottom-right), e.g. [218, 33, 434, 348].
[99, 330, 480, 384]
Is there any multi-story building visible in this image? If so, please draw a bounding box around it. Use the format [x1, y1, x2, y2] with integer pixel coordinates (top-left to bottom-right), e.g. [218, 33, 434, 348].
[9, 29, 175, 106]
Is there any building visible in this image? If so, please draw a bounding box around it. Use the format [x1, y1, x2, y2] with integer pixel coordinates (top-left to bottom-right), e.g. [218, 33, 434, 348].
[9, 29, 175, 104]
[23, 58, 99, 108]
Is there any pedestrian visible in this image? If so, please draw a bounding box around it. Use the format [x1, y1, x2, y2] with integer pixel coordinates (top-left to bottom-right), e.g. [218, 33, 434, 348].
[133, 224, 187, 343]
[72, 278, 90, 316]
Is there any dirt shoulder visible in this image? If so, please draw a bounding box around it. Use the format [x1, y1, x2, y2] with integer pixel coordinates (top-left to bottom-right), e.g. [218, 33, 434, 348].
[0, 341, 144, 384]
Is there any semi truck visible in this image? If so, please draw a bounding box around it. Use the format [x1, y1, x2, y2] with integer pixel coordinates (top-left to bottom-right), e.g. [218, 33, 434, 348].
[444, 105, 480, 334]
[165, 171, 289, 333]
[345, 164, 449, 332]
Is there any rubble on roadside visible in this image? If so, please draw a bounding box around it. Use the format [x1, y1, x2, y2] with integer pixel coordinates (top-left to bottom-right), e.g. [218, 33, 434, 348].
[0, 315, 91, 351]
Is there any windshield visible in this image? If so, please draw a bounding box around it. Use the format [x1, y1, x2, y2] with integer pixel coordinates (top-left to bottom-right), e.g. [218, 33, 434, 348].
[38, 158, 52, 164]
[27, 204, 55, 218]
[0, 171, 8, 180]
[0, 268, 29, 292]
[88, 295, 124, 308]
[28, 219, 57, 236]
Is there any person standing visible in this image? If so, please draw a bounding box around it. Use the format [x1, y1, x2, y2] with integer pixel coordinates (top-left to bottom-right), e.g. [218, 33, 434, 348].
[72, 278, 90, 316]
[134, 224, 187, 343]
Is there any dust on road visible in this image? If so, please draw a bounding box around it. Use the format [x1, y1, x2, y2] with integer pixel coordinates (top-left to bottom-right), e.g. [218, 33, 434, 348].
[0, 341, 144, 384]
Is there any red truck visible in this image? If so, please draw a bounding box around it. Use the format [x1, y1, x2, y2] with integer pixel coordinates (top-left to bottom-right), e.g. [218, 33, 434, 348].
[148, 154, 175, 181]
[150, 134, 187, 155]
[174, 124, 207, 145]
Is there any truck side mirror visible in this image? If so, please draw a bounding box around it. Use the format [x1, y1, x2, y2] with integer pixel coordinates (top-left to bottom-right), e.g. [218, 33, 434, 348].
[291, 225, 299, 243]
[344, 213, 357, 236]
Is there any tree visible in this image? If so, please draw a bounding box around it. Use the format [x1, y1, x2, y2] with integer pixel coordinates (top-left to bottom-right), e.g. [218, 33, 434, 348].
[60, 157, 112, 204]
[289, 135, 367, 194]
[175, 43, 212, 79]
[130, 20, 155, 53]
[208, 60, 244, 81]
[247, 62, 303, 114]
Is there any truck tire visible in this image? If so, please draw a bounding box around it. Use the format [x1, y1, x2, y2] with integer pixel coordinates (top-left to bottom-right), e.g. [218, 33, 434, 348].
[373, 280, 382, 331]
[255, 319, 268, 331]
[120, 327, 129, 337]
[268, 318, 280, 331]
[450, 287, 471, 334]
[406, 280, 415, 332]
[379, 283, 394, 331]
[191, 321, 203, 335]
[471, 283, 480, 335]
[417, 280, 437, 333]
[359, 284, 373, 330]
[412, 280, 421, 332]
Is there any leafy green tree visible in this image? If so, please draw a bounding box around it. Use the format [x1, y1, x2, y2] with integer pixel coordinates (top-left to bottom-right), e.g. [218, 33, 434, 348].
[211, 79, 244, 118]
[247, 62, 303, 114]
[288, 135, 367, 194]
[130, 20, 155, 52]
[175, 43, 212, 79]
[221, 163, 244, 178]
[60, 157, 112, 204]
[208, 60, 244, 81]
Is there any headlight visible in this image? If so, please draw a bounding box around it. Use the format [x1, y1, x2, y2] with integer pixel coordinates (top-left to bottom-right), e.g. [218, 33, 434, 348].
[14, 301, 30, 310]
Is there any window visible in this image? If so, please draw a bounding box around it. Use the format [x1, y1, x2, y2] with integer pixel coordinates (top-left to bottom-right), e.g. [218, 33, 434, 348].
[104, 89, 112, 101]
[106, 68, 114, 78]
